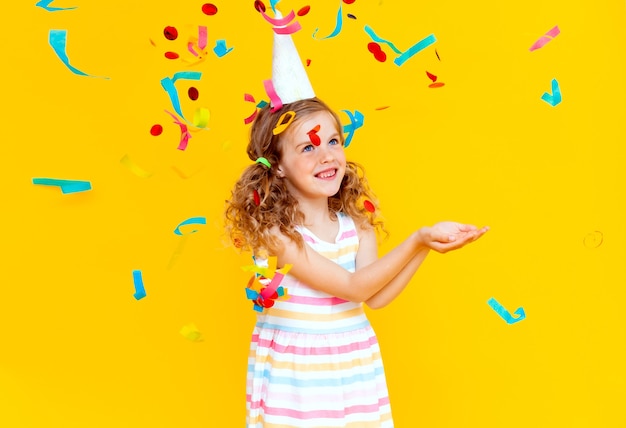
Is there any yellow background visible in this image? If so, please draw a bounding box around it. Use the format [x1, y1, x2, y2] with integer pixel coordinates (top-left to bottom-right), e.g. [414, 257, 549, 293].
[2, 1, 625, 427]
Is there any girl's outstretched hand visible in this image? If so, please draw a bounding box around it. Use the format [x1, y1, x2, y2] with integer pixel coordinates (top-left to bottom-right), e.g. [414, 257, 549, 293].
[419, 222, 489, 253]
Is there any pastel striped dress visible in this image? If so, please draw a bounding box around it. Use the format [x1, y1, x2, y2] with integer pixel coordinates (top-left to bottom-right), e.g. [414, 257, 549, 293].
[247, 213, 394, 427]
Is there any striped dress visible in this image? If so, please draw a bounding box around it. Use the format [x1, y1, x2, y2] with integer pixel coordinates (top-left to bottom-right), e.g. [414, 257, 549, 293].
[247, 213, 394, 427]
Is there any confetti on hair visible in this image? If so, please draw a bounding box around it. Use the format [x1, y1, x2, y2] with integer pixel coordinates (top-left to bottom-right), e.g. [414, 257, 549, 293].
[35, 0, 77, 11]
[312, 3, 343, 40]
[253, 189, 261, 206]
[273, 111, 296, 135]
[529, 25, 560, 51]
[363, 199, 375, 213]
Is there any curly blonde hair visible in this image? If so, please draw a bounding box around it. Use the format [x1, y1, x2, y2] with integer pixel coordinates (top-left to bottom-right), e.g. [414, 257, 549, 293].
[224, 98, 385, 255]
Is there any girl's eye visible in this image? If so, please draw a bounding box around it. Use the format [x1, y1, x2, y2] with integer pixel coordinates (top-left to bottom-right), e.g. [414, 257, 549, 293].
[302, 144, 314, 152]
[329, 138, 340, 146]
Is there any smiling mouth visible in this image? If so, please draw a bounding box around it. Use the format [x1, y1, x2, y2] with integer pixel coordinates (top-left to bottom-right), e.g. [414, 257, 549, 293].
[315, 169, 336, 179]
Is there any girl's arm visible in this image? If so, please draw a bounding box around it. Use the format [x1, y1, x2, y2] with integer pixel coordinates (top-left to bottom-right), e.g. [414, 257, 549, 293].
[274, 222, 488, 303]
[356, 227, 431, 309]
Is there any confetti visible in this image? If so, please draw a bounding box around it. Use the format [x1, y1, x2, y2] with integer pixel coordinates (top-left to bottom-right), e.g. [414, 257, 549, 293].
[32, 178, 92, 194]
[132, 270, 146, 300]
[487, 297, 526, 325]
[160, 71, 202, 125]
[180, 323, 203, 341]
[35, 0, 76, 11]
[174, 217, 207, 236]
[120, 154, 153, 178]
[263, 79, 283, 112]
[164, 110, 192, 150]
[529, 25, 560, 51]
[363, 200, 375, 212]
[201, 3, 218, 15]
[188, 87, 199, 101]
[164, 51, 179, 59]
[364, 25, 402, 54]
[254, 0, 266, 13]
[213, 39, 234, 57]
[150, 124, 163, 136]
[541, 78, 562, 107]
[253, 189, 261, 206]
[272, 111, 296, 135]
[163, 26, 178, 40]
[297, 5, 311, 16]
[312, 3, 343, 39]
[341, 109, 364, 148]
[307, 124, 321, 146]
[394, 34, 436, 66]
[583, 231, 603, 248]
[48, 29, 108, 79]
[347, 13, 356, 19]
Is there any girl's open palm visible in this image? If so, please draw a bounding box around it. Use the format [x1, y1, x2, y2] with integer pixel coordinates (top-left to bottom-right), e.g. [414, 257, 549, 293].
[420, 222, 489, 253]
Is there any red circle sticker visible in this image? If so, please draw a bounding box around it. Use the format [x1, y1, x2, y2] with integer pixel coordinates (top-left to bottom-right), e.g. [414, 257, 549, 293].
[202, 3, 218, 15]
[188, 87, 199, 100]
[163, 26, 178, 40]
[363, 200, 375, 212]
[150, 124, 163, 136]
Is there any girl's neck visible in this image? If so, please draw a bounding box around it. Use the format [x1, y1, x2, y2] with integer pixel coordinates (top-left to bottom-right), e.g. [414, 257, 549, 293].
[296, 198, 334, 228]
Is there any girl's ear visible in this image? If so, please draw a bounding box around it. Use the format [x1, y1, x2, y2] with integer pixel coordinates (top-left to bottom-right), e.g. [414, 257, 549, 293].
[276, 165, 285, 178]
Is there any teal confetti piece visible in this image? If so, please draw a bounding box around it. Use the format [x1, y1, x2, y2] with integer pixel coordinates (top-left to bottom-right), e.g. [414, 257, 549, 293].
[36, 0, 76, 11]
[541, 78, 562, 107]
[313, 3, 343, 40]
[364, 25, 402, 54]
[394, 34, 437, 66]
[487, 297, 526, 324]
[213, 39, 234, 57]
[173, 216, 207, 235]
[48, 30, 108, 78]
[32, 178, 91, 194]
[132, 270, 146, 300]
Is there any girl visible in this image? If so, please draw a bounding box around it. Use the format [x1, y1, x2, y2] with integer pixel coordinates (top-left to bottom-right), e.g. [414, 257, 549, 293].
[224, 97, 489, 427]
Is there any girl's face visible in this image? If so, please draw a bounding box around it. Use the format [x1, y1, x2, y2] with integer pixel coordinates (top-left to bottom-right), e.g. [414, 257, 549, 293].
[276, 110, 346, 204]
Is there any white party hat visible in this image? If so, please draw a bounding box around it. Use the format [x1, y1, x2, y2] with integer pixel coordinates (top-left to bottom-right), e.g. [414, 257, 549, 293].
[270, 9, 315, 106]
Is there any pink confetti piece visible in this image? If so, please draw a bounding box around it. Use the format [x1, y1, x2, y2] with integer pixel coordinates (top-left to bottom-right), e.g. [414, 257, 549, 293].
[263, 79, 283, 112]
[529, 25, 560, 51]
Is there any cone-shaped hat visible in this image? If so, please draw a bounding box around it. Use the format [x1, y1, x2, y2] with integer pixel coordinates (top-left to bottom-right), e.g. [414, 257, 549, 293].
[270, 9, 315, 106]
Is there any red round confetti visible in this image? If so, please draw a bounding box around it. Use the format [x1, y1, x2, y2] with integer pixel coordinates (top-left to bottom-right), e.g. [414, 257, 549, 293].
[297, 5, 311, 16]
[260, 298, 274, 308]
[164, 51, 179, 59]
[343, 0, 356, 4]
[253, 189, 261, 206]
[373, 50, 387, 62]
[163, 26, 178, 40]
[367, 42, 381, 54]
[363, 200, 375, 213]
[150, 124, 163, 136]
[202, 3, 218, 15]
[188, 87, 199, 100]
[254, 0, 266, 12]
